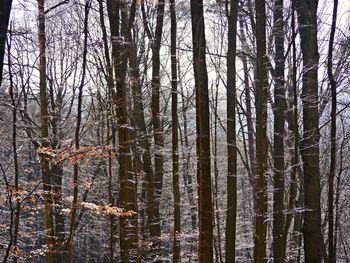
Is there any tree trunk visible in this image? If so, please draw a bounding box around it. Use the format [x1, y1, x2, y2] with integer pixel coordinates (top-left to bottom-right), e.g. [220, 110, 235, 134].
[8, 37, 21, 263]
[0, 0, 12, 86]
[128, 20, 157, 261]
[254, 0, 268, 262]
[150, 0, 165, 258]
[49, 77, 66, 260]
[272, 0, 286, 262]
[212, 83, 223, 263]
[38, 1, 57, 261]
[294, 0, 321, 262]
[66, 2, 91, 261]
[327, 0, 338, 262]
[97, 0, 116, 260]
[179, 84, 197, 231]
[170, 0, 181, 261]
[238, 11, 257, 210]
[281, 3, 299, 260]
[190, 0, 213, 261]
[225, 0, 238, 262]
[106, 1, 139, 261]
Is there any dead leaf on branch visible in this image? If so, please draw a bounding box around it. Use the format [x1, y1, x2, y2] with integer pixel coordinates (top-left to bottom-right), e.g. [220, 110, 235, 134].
[37, 145, 116, 164]
[81, 202, 136, 217]
[61, 202, 136, 217]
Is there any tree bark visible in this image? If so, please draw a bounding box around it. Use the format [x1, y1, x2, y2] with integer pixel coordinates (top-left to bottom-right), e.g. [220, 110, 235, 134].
[281, 3, 300, 260]
[179, 84, 197, 231]
[254, 0, 268, 262]
[38, 0, 56, 261]
[0, 0, 12, 86]
[225, 0, 238, 262]
[48, 70, 66, 260]
[212, 84, 223, 263]
[150, 0, 165, 258]
[294, 0, 322, 262]
[238, 10, 257, 210]
[128, 19, 157, 262]
[272, 0, 286, 262]
[170, 0, 181, 262]
[190, 0, 213, 261]
[7, 35, 21, 263]
[106, 1, 139, 261]
[327, 0, 338, 262]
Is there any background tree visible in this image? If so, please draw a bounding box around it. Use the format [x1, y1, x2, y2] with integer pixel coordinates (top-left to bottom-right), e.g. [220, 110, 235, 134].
[66, 1, 91, 261]
[272, 0, 286, 262]
[294, 0, 322, 262]
[225, 0, 239, 262]
[106, 1, 139, 261]
[0, 0, 350, 262]
[37, 0, 57, 261]
[327, 1, 338, 262]
[170, 0, 181, 261]
[190, 0, 213, 261]
[0, 0, 12, 86]
[254, 0, 269, 261]
[150, 0, 165, 257]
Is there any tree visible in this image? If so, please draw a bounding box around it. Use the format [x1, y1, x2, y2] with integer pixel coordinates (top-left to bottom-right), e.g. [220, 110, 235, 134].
[238, 2, 257, 211]
[281, 3, 301, 260]
[272, 0, 286, 262]
[170, 0, 181, 261]
[66, 1, 91, 261]
[37, 0, 57, 261]
[0, 0, 12, 86]
[190, 0, 213, 261]
[150, 0, 165, 257]
[106, 0, 139, 261]
[225, 0, 239, 262]
[254, 0, 269, 261]
[3, 29, 21, 263]
[294, 0, 322, 262]
[97, 0, 117, 259]
[2, 0, 350, 261]
[327, 0, 338, 262]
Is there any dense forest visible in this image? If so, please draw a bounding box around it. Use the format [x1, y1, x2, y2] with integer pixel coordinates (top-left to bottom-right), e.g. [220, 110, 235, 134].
[0, 0, 349, 262]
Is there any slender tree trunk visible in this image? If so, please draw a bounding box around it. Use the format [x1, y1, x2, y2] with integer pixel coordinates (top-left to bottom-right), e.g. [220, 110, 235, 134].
[107, 108, 116, 262]
[49, 82, 66, 260]
[225, 0, 238, 262]
[190, 0, 213, 261]
[140, 1, 164, 256]
[66, 2, 91, 262]
[179, 84, 197, 230]
[281, 3, 299, 260]
[1, 164, 15, 263]
[212, 83, 223, 263]
[327, 1, 338, 262]
[51, 162, 64, 254]
[294, 0, 321, 262]
[128, 22, 157, 262]
[254, 0, 268, 261]
[150, 2, 165, 257]
[8, 36, 21, 263]
[238, 12, 257, 210]
[334, 132, 344, 263]
[38, 1, 56, 261]
[272, 0, 286, 262]
[0, 0, 12, 86]
[170, 0, 181, 261]
[97, 0, 116, 259]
